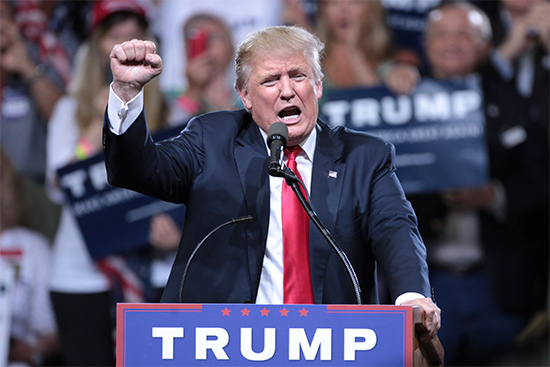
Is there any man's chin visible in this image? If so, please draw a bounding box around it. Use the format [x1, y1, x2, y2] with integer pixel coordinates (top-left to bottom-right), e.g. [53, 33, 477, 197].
[288, 130, 311, 147]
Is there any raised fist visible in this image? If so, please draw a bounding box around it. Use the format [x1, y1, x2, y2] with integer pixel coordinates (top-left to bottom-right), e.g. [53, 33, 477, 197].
[110, 39, 162, 102]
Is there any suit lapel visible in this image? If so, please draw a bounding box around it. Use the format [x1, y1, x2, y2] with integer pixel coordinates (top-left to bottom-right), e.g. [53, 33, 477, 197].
[234, 116, 270, 300]
[309, 121, 346, 303]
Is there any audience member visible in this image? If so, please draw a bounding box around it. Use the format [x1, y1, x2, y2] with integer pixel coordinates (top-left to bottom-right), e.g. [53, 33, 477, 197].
[170, 13, 240, 123]
[405, 2, 549, 365]
[0, 0, 88, 240]
[316, 0, 419, 97]
[45, 1, 179, 365]
[0, 149, 59, 366]
[317, 0, 393, 88]
[489, 0, 549, 137]
[152, 0, 284, 95]
[381, 0, 442, 71]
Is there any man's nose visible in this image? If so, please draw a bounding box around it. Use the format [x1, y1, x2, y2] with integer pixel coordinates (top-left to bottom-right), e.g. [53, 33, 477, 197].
[279, 76, 295, 101]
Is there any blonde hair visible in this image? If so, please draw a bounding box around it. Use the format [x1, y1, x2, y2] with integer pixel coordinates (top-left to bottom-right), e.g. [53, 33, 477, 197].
[317, 0, 393, 68]
[70, 13, 166, 135]
[235, 25, 324, 91]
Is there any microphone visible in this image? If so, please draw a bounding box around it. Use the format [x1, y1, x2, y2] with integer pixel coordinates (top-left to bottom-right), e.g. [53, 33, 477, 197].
[267, 122, 288, 176]
[178, 215, 254, 303]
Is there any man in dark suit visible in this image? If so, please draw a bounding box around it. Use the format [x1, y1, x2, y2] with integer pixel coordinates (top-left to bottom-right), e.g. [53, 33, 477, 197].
[103, 26, 440, 339]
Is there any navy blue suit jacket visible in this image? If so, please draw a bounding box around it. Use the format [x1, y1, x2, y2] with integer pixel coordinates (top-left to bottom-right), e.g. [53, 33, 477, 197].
[103, 109, 430, 304]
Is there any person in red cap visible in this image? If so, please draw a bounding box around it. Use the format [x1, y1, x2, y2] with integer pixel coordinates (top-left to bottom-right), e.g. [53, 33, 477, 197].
[90, 0, 148, 32]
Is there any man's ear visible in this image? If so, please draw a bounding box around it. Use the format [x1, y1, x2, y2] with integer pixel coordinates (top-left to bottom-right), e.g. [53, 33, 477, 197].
[238, 88, 253, 110]
[315, 80, 323, 100]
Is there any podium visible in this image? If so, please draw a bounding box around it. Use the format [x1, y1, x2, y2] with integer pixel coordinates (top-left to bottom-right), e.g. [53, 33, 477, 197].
[116, 303, 443, 366]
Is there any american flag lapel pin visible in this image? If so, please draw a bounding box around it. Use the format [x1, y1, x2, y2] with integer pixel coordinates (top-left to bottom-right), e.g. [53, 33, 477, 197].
[328, 170, 338, 179]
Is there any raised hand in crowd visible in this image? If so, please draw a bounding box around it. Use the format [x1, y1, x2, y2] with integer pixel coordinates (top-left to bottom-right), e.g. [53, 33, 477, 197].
[0, 1, 63, 121]
[0, 8, 35, 81]
[497, 0, 550, 61]
[384, 63, 421, 95]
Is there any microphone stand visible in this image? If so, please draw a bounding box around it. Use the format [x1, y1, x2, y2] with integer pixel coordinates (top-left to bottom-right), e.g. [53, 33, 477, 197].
[272, 166, 363, 305]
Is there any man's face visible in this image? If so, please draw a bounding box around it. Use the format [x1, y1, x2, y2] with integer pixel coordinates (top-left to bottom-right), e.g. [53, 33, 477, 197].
[426, 8, 486, 79]
[238, 52, 323, 147]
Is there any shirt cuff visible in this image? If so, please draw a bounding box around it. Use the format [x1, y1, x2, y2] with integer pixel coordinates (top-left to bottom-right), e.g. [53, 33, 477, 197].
[107, 83, 144, 135]
[395, 292, 427, 305]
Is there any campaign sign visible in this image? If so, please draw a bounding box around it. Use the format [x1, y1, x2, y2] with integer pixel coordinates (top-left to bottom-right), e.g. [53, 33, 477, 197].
[116, 303, 413, 366]
[320, 75, 489, 194]
[56, 126, 186, 260]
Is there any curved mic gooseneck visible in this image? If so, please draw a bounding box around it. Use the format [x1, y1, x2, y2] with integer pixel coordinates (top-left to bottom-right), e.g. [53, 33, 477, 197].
[178, 215, 254, 303]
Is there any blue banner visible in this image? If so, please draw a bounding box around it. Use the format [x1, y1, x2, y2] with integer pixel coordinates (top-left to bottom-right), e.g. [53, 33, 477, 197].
[56, 125, 186, 260]
[320, 76, 489, 194]
[117, 304, 413, 366]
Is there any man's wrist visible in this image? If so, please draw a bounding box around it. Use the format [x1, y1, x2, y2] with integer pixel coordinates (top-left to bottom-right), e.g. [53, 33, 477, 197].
[108, 83, 144, 135]
[112, 80, 143, 103]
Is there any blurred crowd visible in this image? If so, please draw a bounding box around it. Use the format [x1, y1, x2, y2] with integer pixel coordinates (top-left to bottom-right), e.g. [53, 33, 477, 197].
[0, 0, 548, 366]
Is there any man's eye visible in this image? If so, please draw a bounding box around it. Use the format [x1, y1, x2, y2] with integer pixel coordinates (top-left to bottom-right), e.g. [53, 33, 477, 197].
[292, 74, 306, 81]
[262, 79, 278, 86]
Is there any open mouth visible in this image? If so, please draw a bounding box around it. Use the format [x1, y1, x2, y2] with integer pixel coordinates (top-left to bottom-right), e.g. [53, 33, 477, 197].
[278, 106, 301, 121]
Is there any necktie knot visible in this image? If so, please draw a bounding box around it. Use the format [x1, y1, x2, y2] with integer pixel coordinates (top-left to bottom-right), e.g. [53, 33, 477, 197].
[285, 146, 302, 161]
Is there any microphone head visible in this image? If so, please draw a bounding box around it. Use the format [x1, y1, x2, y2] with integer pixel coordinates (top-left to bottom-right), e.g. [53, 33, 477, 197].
[267, 122, 288, 147]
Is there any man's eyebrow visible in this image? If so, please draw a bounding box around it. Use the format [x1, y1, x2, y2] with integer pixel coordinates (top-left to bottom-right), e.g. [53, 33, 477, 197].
[289, 66, 308, 74]
[259, 67, 308, 81]
[261, 71, 281, 79]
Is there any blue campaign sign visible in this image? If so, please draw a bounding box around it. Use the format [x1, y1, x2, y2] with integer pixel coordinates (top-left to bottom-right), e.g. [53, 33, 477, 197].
[56, 125, 186, 260]
[320, 75, 489, 194]
[116, 304, 413, 366]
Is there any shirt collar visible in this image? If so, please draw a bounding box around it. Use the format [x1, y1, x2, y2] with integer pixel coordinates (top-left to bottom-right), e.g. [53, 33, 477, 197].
[259, 124, 317, 162]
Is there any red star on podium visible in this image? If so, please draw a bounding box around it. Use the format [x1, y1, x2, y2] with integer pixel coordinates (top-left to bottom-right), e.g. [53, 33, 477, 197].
[299, 308, 309, 317]
[279, 308, 289, 316]
[240, 307, 250, 316]
[221, 307, 231, 316]
[260, 307, 270, 316]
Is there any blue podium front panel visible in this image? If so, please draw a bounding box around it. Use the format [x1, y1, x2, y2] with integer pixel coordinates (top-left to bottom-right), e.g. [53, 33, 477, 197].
[117, 304, 413, 366]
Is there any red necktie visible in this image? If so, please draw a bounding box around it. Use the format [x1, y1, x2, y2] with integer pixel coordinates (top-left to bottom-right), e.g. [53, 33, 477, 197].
[282, 146, 314, 304]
